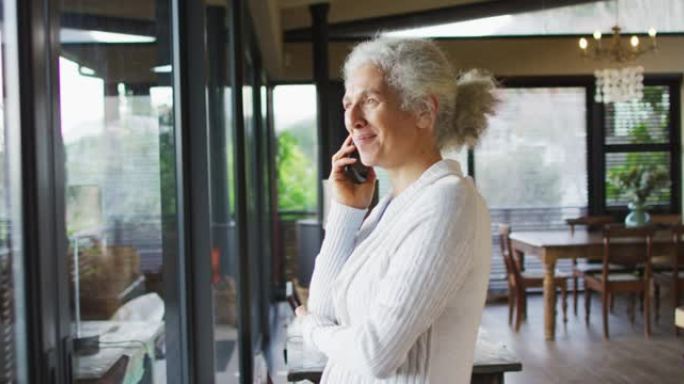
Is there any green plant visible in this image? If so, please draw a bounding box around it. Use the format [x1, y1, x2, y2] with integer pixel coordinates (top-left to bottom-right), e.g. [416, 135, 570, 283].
[605, 99, 671, 206]
[276, 131, 317, 211]
[607, 163, 670, 205]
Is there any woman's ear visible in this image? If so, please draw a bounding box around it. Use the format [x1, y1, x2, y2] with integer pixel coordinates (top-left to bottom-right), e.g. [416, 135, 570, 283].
[417, 95, 439, 130]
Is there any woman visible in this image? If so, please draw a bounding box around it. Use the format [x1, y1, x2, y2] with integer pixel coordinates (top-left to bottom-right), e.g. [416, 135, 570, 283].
[296, 37, 497, 383]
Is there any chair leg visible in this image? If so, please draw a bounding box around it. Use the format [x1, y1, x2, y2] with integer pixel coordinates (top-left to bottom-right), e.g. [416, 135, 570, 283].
[507, 290, 514, 326]
[629, 294, 636, 324]
[585, 288, 591, 324]
[654, 282, 660, 324]
[609, 293, 615, 313]
[514, 291, 524, 332]
[573, 275, 579, 316]
[644, 289, 651, 338]
[561, 283, 568, 323]
[675, 284, 681, 336]
[602, 292, 610, 339]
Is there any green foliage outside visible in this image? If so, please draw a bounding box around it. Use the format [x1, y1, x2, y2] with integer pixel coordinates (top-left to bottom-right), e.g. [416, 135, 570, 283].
[276, 131, 317, 211]
[605, 87, 671, 206]
[607, 161, 669, 205]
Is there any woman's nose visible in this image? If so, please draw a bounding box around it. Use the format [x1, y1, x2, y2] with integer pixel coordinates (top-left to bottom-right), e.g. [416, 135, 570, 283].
[346, 104, 367, 130]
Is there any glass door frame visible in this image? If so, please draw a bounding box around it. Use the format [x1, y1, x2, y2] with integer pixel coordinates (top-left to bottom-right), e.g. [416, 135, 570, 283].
[14, 0, 279, 382]
[15, 0, 71, 381]
[14, 0, 220, 382]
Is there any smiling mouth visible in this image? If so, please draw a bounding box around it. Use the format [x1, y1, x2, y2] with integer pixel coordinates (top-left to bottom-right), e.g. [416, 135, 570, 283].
[354, 134, 376, 144]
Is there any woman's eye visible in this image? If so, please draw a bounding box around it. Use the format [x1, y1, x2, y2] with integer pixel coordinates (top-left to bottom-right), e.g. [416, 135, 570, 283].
[366, 98, 378, 105]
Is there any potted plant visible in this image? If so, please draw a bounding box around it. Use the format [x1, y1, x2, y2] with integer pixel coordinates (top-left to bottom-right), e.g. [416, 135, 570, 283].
[607, 163, 670, 227]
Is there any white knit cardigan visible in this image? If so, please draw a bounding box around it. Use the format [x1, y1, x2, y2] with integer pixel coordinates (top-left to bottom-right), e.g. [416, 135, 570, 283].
[301, 159, 492, 383]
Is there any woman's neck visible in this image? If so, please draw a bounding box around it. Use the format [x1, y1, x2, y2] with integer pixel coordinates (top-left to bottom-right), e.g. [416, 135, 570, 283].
[387, 150, 443, 197]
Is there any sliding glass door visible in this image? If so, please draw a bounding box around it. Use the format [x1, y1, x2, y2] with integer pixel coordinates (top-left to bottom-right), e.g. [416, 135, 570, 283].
[0, 1, 28, 382]
[58, 1, 178, 381]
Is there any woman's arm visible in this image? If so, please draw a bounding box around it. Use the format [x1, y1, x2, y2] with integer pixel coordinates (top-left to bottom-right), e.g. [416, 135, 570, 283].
[302, 184, 477, 378]
[306, 200, 367, 323]
[306, 134, 376, 323]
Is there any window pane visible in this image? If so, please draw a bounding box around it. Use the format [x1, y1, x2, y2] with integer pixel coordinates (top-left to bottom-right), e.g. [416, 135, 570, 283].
[605, 151, 671, 208]
[0, 1, 28, 382]
[477, 87, 588, 211]
[476, 87, 588, 292]
[605, 85, 670, 145]
[204, 5, 241, 382]
[273, 85, 318, 213]
[59, 2, 174, 382]
[273, 85, 318, 293]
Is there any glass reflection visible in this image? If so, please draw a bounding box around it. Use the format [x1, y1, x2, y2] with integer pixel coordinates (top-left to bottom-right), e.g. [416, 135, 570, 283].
[0, 0, 28, 382]
[59, 1, 175, 382]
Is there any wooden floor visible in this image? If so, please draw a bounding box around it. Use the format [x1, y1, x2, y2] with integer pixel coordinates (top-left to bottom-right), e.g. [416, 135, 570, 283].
[267, 290, 684, 383]
[482, 292, 684, 384]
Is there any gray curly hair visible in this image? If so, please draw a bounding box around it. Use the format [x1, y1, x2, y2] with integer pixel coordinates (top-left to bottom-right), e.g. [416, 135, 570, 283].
[343, 37, 498, 151]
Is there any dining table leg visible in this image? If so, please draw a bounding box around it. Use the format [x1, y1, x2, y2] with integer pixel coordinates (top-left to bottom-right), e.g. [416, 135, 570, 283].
[542, 250, 557, 341]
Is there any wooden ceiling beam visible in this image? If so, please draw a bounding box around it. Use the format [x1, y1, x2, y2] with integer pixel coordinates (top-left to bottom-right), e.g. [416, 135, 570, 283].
[284, 0, 605, 41]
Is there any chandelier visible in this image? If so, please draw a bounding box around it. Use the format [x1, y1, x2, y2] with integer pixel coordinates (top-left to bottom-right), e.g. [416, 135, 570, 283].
[578, 25, 657, 63]
[578, 21, 657, 104]
[594, 66, 644, 103]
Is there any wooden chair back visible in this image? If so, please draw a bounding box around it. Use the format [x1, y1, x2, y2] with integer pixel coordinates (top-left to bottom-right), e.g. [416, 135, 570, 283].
[602, 224, 655, 283]
[671, 224, 684, 277]
[566, 215, 614, 235]
[650, 214, 682, 226]
[498, 224, 523, 288]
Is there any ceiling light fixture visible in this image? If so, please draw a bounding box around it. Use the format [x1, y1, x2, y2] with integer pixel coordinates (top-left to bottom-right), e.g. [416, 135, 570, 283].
[578, 25, 657, 63]
[577, 1, 658, 104]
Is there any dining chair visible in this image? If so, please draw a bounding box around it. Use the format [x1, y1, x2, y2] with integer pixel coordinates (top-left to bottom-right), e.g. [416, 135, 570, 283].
[499, 224, 568, 332]
[584, 224, 655, 339]
[649, 214, 681, 271]
[649, 214, 682, 226]
[653, 224, 684, 334]
[676, 306, 684, 335]
[565, 215, 622, 315]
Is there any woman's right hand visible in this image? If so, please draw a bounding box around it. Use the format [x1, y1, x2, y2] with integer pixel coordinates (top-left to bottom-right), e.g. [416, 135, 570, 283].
[329, 135, 377, 209]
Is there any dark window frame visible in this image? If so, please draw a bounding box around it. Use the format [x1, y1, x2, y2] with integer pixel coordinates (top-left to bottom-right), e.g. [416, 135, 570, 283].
[598, 75, 682, 216]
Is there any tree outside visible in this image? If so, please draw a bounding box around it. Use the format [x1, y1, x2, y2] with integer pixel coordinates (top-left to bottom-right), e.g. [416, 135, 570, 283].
[273, 85, 318, 213]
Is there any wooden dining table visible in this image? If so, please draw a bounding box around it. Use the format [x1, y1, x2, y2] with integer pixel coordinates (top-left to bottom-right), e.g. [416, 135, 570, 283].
[509, 228, 677, 341]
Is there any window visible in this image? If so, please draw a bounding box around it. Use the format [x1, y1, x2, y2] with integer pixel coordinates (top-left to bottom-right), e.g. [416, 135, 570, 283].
[59, 1, 177, 381]
[603, 84, 678, 212]
[273, 84, 318, 285]
[476, 86, 589, 291]
[0, 1, 28, 381]
[273, 85, 318, 214]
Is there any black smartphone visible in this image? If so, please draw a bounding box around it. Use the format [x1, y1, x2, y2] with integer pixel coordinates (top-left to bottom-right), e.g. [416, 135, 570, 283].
[287, 295, 299, 312]
[286, 281, 302, 312]
[344, 149, 370, 184]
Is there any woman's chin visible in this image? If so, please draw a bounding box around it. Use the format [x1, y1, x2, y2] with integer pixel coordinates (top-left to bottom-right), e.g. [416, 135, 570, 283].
[358, 153, 377, 167]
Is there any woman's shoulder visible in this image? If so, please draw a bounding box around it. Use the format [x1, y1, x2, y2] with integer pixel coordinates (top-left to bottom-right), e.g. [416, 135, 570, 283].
[392, 175, 482, 233]
[420, 173, 479, 208]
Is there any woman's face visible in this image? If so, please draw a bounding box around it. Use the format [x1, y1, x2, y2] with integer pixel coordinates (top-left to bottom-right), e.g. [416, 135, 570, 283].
[343, 64, 423, 168]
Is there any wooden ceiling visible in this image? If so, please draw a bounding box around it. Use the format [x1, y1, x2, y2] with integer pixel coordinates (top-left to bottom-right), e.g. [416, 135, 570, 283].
[278, 0, 487, 31]
[58, 0, 607, 79]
